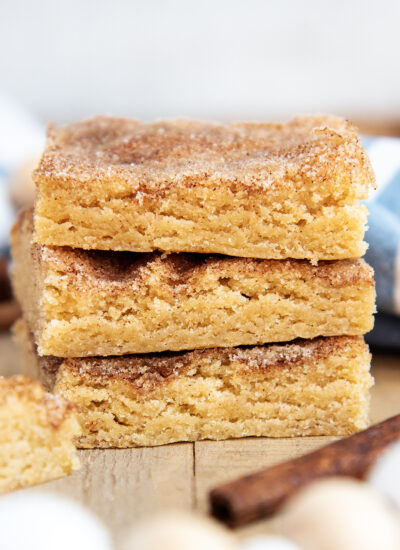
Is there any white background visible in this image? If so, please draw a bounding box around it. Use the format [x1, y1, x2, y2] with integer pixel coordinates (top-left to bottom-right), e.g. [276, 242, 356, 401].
[0, 0, 399, 124]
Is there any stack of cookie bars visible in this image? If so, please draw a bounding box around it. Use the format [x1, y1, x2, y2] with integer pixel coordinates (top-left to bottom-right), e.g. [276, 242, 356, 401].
[10, 115, 376, 448]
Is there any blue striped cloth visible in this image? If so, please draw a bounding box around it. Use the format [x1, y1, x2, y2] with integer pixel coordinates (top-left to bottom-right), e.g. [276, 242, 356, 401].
[363, 137, 400, 349]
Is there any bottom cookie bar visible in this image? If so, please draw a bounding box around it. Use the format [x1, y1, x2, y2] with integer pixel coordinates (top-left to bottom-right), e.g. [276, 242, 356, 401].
[14, 320, 373, 448]
[0, 375, 80, 493]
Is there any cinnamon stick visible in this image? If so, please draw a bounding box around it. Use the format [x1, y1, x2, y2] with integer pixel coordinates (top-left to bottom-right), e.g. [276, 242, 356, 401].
[0, 258, 12, 302]
[210, 414, 400, 527]
[0, 300, 21, 330]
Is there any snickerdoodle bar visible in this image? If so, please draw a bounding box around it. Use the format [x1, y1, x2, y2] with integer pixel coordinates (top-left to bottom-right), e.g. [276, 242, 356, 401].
[0, 375, 80, 493]
[14, 319, 373, 448]
[11, 209, 375, 357]
[33, 115, 374, 261]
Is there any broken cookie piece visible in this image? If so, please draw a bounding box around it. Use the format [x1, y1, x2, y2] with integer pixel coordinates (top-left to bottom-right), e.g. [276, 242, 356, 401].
[0, 375, 80, 493]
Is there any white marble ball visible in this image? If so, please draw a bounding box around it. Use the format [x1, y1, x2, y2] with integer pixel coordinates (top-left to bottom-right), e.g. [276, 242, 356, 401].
[281, 477, 400, 550]
[0, 491, 113, 550]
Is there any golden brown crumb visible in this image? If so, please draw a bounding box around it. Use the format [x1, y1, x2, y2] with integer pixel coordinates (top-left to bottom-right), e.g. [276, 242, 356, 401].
[34, 115, 374, 194]
[0, 375, 80, 493]
[19, 208, 375, 290]
[33, 115, 374, 260]
[14, 319, 373, 448]
[11, 209, 376, 357]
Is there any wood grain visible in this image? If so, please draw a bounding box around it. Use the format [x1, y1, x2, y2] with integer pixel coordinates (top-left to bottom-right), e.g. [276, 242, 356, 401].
[35, 445, 194, 533]
[1, 330, 399, 537]
[209, 415, 400, 526]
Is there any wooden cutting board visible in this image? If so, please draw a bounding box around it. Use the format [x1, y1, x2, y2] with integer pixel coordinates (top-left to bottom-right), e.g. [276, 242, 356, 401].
[1, 331, 399, 539]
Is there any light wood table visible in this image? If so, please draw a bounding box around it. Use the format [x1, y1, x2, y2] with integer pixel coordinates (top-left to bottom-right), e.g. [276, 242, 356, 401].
[1, 331, 399, 539]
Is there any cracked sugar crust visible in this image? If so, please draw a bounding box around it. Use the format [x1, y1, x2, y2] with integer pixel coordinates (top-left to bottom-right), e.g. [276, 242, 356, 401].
[16, 316, 358, 383]
[32, 116, 374, 259]
[38, 247, 374, 295]
[11, 208, 376, 357]
[34, 115, 375, 196]
[0, 375, 77, 429]
[18, 208, 375, 294]
[34, 335, 367, 393]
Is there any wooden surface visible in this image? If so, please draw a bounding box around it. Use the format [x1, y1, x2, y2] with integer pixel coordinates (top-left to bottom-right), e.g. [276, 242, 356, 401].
[1, 331, 399, 539]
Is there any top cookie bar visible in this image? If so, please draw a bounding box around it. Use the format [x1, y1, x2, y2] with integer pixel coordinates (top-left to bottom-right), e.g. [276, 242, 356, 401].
[33, 115, 375, 260]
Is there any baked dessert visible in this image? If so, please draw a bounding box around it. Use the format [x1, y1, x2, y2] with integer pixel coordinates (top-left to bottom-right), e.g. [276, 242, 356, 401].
[33, 115, 374, 261]
[0, 375, 80, 493]
[11, 209, 376, 357]
[14, 319, 373, 447]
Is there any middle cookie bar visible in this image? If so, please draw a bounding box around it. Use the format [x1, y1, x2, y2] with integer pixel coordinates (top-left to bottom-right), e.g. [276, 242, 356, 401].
[12, 209, 375, 358]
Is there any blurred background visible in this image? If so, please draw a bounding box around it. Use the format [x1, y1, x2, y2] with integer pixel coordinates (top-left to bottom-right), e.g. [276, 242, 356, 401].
[1, 0, 400, 128]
